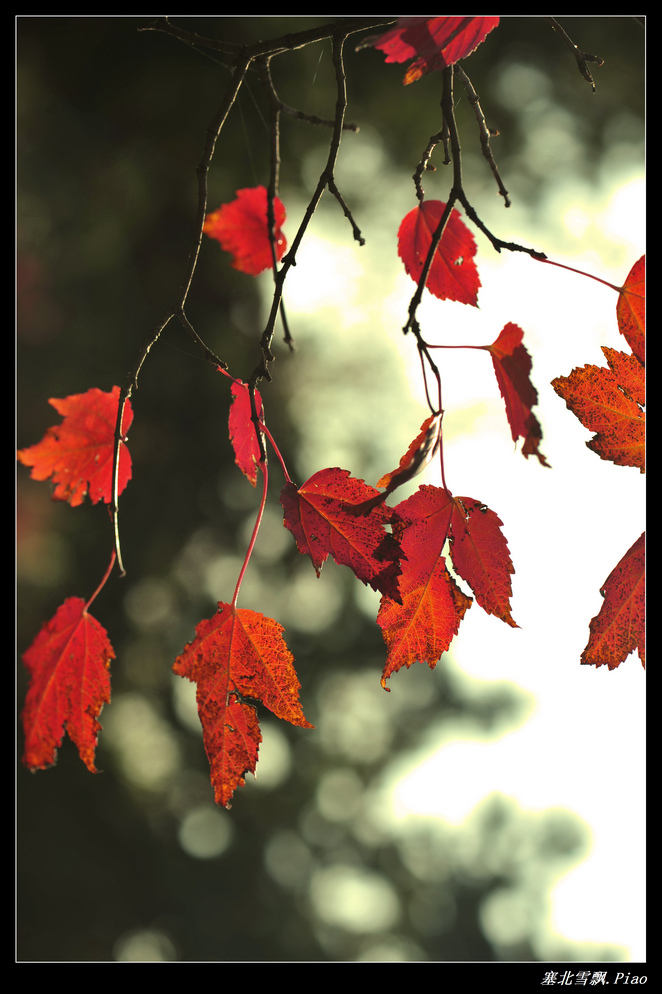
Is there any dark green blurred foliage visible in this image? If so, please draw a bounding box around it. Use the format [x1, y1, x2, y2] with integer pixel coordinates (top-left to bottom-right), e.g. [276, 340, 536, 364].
[17, 17, 643, 962]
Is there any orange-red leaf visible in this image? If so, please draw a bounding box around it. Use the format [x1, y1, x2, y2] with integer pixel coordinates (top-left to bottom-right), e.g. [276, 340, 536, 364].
[17, 386, 133, 507]
[398, 201, 480, 306]
[377, 484, 515, 685]
[551, 348, 645, 472]
[377, 413, 442, 491]
[360, 17, 500, 84]
[390, 486, 516, 627]
[378, 558, 472, 688]
[483, 322, 550, 467]
[449, 496, 518, 627]
[229, 380, 264, 486]
[203, 186, 287, 276]
[22, 597, 114, 773]
[173, 603, 312, 808]
[281, 468, 403, 601]
[616, 255, 645, 364]
[581, 533, 645, 670]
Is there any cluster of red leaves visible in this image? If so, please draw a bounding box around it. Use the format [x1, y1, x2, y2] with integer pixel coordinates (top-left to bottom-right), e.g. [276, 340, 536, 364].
[18, 387, 130, 772]
[552, 256, 645, 669]
[18, 15, 644, 806]
[203, 186, 287, 276]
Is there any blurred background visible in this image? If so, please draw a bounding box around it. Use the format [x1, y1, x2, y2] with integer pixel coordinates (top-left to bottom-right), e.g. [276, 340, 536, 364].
[17, 17, 645, 962]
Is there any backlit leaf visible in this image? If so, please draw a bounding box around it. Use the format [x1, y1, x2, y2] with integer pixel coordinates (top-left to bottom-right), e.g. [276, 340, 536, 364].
[281, 467, 403, 601]
[616, 255, 645, 364]
[398, 201, 480, 305]
[581, 533, 645, 670]
[229, 380, 264, 486]
[173, 603, 312, 808]
[203, 186, 287, 276]
[483, 323, 550, 466]
[378, 558, 472, 688]
[22, 597, 114, 773]
[552, 348, 645, 472]
[17, 386, 133, 507]
[359, 16, 500, 84]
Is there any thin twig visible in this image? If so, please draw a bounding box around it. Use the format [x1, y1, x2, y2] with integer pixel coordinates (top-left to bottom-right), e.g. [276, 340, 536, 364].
[545, 17, 604, 92]
[454, 65, 510, 207]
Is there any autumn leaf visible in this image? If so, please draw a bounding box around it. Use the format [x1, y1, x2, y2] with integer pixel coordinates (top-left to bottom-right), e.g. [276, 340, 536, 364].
[350, 413, 442, 516]
[281, 467, 403, 601]
[377, 413, 442, 491]
[581, 533, 645, 670]
[17, 386, 133, 507]
[551, 347, 645, 472]
[449, 496, 518, 628]
[359, 16, 500, 84]
[483, 322, 550, 467]
[229, 380, 264, 486]
[616, 255, 645, 365]
[203, 186, 287, 276]
[398, 201, 480, 305]
[173, 603, 312, 808]
[378, 558, 472, 688]
[377, 484, 516, 686]
[22, 597, 114, 773]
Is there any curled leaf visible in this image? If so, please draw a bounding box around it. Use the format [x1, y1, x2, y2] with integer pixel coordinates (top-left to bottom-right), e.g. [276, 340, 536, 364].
[483, 323, 549, 467]
[359, 17, 500, 84]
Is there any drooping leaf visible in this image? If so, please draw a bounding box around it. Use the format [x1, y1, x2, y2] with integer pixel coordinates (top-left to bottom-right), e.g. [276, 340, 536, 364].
[377, 484, 516, 685]
[398, 201, 480, 305]
[483, 323, 550, 467]
[17, 386, 133, 507]
[359, 16, 500, 84]
[449, 496, 518, 627]
[203, 186, 287, 276]
[551, 348, 645, 472]
[616, 255, 645, 364]
[173, 603, 312, 808]
[581, 533, 645, 670]
[22, 597, 114, 773]
[378, 557, 472, 688]
[229, 380, 264, 486]
[281, 468, 403, 601]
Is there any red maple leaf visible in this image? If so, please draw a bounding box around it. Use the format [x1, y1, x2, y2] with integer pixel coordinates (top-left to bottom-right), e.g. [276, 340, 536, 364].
[398, 201, 480, 305]
[359, 16, 500, 84]
[280, 467, 403, 601]
[449, 496, 517, 628]
[22, 597, 114, 773]
[229, 380, 264, 486]
[616, 255, 645, 364]
[17, 386, 133, 507]
[173, 603, 312, 808]
[203, 186, 287, 276]
[581, 533, 645, 670]
[378, 484, 516, 686]
[378, 557, 472, 688]
[551, 347, 645, 472]
[483, 323, 550, 466]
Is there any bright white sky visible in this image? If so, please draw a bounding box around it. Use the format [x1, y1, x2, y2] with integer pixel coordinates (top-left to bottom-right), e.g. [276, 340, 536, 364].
[274, 162, 645, 961]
